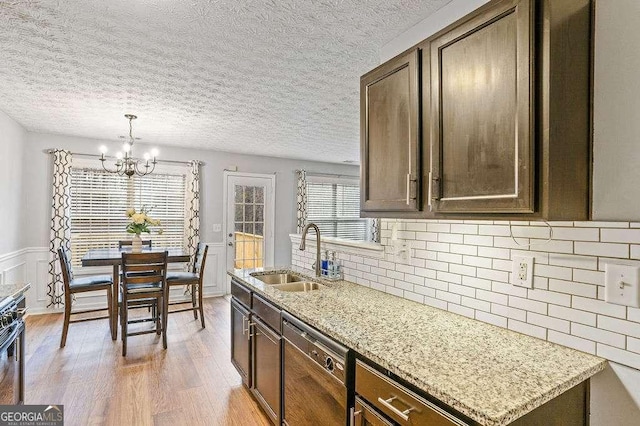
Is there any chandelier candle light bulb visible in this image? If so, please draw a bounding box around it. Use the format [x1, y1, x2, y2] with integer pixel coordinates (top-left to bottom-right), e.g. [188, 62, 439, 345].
[99, 114, 159, 178]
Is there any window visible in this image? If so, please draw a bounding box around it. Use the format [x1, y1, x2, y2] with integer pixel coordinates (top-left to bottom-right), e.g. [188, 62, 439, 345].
[306, 175, 370, 241]
[69, 167, 186, 266]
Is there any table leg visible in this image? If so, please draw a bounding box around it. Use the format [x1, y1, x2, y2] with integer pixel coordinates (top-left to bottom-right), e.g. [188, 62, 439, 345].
[112, 264, 119, 341]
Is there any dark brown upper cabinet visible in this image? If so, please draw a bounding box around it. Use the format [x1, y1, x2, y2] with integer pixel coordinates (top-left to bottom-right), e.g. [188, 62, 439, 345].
[360, 0, 592, 220]
[360, 48, 420, 213]
[430, 0, 533, 214]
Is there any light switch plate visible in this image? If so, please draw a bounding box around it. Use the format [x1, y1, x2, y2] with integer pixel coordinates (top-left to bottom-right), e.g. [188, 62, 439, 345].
[512, 256, 534, 288]
[605, 263, 640, 307]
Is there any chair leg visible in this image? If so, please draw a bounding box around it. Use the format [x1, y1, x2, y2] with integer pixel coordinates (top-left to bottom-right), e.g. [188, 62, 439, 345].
[60, 295, 71, 348]
[198, 283, 205, 328]
[162, 293, 168, 350]
[121, 291, 128, 357]
[155, 297, 161, 336]
[192, 286, 198, 320]
[107, 286, 115, 340]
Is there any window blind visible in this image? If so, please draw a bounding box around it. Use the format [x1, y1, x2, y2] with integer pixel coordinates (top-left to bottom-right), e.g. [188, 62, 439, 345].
[70, 168, 186, 267]
[306, 176, 368, 241]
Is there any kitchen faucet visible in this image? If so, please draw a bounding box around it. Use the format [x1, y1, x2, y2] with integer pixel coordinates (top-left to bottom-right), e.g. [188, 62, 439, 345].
[299, 223, 321, 277]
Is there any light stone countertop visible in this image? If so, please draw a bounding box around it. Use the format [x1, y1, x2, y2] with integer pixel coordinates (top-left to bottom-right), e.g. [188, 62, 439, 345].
[229, 267, 607, 426]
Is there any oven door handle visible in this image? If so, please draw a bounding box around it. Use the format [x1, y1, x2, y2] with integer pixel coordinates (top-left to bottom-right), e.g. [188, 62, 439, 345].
[0, 322, 23, 354]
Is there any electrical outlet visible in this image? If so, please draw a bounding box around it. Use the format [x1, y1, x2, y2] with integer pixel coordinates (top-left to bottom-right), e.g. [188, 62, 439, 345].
[213, 224, 222, 232]
[512, 256, 534, 288]
[393, 240, 409, 263]
[605, 263, 640, 307]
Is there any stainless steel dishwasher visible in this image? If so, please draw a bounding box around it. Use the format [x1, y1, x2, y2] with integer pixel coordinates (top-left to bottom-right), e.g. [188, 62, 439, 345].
[282, 312, 350, 426]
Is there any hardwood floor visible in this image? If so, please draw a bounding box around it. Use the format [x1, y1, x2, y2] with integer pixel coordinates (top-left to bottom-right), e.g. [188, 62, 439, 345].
[24, 296, 271, 426]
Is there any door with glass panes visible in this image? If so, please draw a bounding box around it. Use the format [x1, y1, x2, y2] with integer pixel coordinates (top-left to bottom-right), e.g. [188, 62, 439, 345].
[225, 172, 275, 272]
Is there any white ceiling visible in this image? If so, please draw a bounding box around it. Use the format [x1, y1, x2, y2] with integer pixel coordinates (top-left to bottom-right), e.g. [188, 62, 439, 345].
[0, 0, 451, 163]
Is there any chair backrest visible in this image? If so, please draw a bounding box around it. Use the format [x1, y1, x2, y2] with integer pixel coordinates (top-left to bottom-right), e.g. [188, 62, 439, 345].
[118, 240, 152, 249]
[121, 251, 168, 288]
[193, 243, 209, 276]
[57, 247, 73, 292]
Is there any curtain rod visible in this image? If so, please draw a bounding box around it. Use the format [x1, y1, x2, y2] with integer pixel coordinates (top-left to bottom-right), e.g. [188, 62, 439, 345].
[45, 149, 203, 166]
[297, 170, 359, 179]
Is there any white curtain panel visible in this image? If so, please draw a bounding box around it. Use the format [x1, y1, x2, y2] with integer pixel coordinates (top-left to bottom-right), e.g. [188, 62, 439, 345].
[296, 169, 307, 233]
[184, 160, 201, 271]
[48, 149, 72, 308]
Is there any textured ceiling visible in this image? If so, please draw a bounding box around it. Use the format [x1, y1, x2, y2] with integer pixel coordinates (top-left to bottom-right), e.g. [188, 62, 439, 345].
[0, 0, 450, 163]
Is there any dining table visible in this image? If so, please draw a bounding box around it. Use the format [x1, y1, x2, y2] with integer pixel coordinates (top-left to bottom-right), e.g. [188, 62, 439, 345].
[81, 247, 191, 340]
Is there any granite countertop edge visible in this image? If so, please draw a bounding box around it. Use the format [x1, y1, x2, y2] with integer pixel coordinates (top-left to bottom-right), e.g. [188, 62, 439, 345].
[228, 267, 607, 426]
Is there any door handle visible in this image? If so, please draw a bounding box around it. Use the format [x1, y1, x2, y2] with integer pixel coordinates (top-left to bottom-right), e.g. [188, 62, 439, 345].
[242, 315, 249, 335]
[406, 173, 417, 205]
[228, 242, 233, 247]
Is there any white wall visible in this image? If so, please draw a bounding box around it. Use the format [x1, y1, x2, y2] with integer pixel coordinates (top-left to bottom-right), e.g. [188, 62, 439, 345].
[22, 132, 358, 265]
[592, 0, 640, 220]
[0, 110, 26, 255]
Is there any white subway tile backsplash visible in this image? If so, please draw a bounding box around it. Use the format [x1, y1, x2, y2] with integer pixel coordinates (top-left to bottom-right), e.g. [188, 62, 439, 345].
[291, 219, 640, 371]
[476, 311, 508, 328]
[572, 269, 605, 286]
[572, 296, 627, 319]
[527, 312, 570, 333]
[572, 323, 625, 348]
[478, 225, 511, 236]
[601, 229, 640, 243]
[548, 279, 597, 298]
[491, 304, 527, 322]
[508, 295, 547, 315]
[461, 296, 491, 312]
[508, 319, 547, 339]
[463, 255, 492, 268]
[575, 242, 629, 258]
[436, 290, 461, 304]
[439, 233, 464, 244]
[628, 337, 640, 355]
[597, 315, 640, 339]
[597, 344, 640, 370]
[548, 305, 596, 327]
[552, 227, 600, 241]
[534, 264, 573, 280]
[450, 224, 478, 234]
[549, 253, 598, 270]
[464, 235, 494, 247]
[448, 303, 475, 318]
[548, 331, 596, 354]
[527, 289, 571, 307]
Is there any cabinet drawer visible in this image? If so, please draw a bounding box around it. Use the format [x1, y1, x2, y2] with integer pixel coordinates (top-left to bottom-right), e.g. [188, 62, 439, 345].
[355, 360, 466, 426]
[252, 293, 281, 333]
[354, 397, 393, 426]
[231, 280, 251, 308]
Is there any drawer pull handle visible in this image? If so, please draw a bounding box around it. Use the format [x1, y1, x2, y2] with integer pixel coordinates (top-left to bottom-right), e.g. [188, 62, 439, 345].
[377, 396, 414, 422]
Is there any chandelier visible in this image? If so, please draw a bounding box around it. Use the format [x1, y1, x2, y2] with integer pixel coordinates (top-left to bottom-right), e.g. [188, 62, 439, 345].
[99, 114, 158, 178]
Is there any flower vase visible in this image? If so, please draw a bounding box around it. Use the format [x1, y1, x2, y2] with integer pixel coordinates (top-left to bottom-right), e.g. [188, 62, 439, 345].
[131, 234, 143, 253]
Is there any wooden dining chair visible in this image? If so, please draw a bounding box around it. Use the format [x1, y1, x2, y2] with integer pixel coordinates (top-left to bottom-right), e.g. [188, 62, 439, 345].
[120, 251, 168, 356]
[166, 243, 209, 328]
[118, 240, 152, 249]
[58, 248, 114, 347]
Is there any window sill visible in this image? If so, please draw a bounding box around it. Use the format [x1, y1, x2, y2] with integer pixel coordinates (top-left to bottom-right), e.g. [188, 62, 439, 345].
[289, 234, 384, 259]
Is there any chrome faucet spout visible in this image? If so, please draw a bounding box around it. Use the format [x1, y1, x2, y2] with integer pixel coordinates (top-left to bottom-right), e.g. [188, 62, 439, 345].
[299, 223, 322, 277]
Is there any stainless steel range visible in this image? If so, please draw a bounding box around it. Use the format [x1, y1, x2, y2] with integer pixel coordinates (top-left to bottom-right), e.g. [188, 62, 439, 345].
[0, 284, 29, 405]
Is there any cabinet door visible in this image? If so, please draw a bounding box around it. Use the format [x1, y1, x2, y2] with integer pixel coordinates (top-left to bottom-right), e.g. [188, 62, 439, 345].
[361, 48, 420, 212]
[251, 317, 282, 424]
[430, 0, 534, 213]
[230, 298, 251, 387]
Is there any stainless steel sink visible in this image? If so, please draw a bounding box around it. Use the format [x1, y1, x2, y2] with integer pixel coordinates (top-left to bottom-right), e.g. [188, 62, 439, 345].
[252, 272, 305, 285]
[272, 282, 326, 292]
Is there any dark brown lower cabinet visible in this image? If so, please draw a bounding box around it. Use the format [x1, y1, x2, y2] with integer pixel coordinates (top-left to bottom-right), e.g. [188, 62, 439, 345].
[251, 316, 281, 424]
[230, 298, 251, 387]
